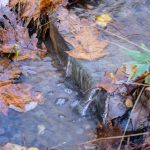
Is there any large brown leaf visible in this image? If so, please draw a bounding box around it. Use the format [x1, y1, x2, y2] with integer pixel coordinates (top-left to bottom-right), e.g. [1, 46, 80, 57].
[65, 27, 109, 60]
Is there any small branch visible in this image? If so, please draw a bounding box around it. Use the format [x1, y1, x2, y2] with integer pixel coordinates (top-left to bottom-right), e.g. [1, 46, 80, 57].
[78, 131, 150, 146]
[117, 87, 145, 150]
[125, 82, 150, 87]
[97, 27, 150, 51]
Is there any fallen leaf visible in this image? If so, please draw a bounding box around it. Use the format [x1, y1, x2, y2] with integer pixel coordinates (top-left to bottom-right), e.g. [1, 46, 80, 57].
[1, 143, 26, 150]
[96, 13, 112, 27]
[0, 143, 39, 150]
[107, 94, 127, 119]
[97, 67, 127, 93]
[65, 27, 109, 60]
[130, 101, 149, 130]
[0, 83, 45, 112]
[29, 148, 39, 150]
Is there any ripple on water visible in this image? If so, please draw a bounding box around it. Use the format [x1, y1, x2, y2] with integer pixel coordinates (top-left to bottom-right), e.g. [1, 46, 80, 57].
[64, 88, 73, 94]
[55, 97, 69, 106]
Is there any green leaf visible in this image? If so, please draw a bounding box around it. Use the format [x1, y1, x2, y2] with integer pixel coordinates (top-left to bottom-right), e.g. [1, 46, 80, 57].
[140, 43, 150, 53]
[124, 61, 140, 65]
[145, 75, 150, 84]
[125, 50, 150, 63]
[15, 50, 20, 57]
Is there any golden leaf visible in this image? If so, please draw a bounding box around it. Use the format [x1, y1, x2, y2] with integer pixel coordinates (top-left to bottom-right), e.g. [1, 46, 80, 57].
[96, 13, 112, 27]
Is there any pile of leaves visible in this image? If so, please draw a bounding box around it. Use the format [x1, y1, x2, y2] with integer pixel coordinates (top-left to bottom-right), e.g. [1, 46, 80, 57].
[94, 52, 150, 149]
[9, 0, 62, 20]
[0, 4, 46, 114]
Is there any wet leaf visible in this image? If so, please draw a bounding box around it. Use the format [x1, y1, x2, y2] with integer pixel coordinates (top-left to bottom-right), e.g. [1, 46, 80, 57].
[65, 27, 109, 60]
[9, 0, 62, 20]
[0, 143, 39, 150]
[107, 94, 127, 119]
[0, 83, 45, 111]
[96, 13, 112, 27]
[29, 148, 39, 150]
[1, 143, 26, 150]
[130, 100, 149, 130]
[97, 67, 127, 93]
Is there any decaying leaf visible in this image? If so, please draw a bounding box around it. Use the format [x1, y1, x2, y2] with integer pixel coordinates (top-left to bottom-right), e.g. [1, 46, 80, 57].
[0, 7, 48, 61]
[65, 27, 109, 60]
[0, 83, 45, 112]
[56, 6, 109, 60]
[96, 121, 122, 149]
[97, 67, 127, 93]
[130, 101, 149, 130]
[9, 0, 62, 20]
[107, 94, 127, 119]
[0, 64, 21, 86]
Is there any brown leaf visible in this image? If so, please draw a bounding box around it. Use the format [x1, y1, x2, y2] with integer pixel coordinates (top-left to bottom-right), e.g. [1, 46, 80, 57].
[97, 67, 127, 93]
[9, 0, 62, 20]
[0, 83, 45, 111]
[0, 57, 11, 69]
[97, 71, 118, 93]
[65, 27, 109, 60]
[0, 64, 21, 86]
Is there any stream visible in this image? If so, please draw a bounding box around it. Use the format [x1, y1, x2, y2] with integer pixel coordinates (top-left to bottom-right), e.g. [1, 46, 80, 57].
[0, 56, 96, 150]
[0, 0, 150, 149]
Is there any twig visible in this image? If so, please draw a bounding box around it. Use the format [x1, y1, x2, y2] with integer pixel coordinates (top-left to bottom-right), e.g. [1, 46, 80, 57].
[117, 81, 150, 87]
[97, 27, 150, 51]
[117, 87, 145, 150]
[78, 131, 150, 146]
[49, 142, 67, 150]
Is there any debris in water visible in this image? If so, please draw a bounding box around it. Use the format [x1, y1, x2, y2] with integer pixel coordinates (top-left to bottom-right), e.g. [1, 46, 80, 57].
[55, 97, 69, 106]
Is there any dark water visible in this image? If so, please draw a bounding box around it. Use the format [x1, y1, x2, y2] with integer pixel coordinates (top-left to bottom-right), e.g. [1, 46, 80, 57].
[0, 56, 96, 150]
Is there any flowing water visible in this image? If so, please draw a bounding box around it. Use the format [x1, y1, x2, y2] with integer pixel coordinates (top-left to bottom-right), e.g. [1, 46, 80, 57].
[0, 56, 96, 150]
[0, 0, 150, 149]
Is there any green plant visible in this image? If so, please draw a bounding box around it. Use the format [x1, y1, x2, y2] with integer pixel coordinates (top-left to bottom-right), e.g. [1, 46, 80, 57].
[124, 43, 150, 82]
